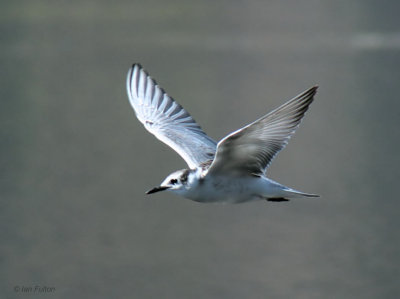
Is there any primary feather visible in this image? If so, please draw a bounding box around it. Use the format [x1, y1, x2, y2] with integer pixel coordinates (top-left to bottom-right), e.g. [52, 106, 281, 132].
[126, 64, 217, 169]
[207, 86, 318, 176]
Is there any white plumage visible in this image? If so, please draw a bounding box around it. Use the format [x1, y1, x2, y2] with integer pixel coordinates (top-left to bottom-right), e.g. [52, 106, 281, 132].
[126, 64, 318, 203]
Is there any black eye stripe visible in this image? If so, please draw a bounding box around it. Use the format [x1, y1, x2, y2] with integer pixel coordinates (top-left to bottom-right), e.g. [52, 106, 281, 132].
[180, 170, 190, 183]
[170, 179, 178, 184]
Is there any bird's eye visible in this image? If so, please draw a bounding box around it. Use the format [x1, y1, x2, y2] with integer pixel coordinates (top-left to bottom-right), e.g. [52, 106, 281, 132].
[170, 179, 178, 184]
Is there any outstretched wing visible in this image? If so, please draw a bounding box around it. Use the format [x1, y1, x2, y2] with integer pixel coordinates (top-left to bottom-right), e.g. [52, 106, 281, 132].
[207, 86, 318, 176]
[126, 64, 217, 169]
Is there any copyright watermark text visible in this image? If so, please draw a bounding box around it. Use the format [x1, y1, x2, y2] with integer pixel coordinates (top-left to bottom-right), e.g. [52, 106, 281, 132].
[14, 285, 56, 293]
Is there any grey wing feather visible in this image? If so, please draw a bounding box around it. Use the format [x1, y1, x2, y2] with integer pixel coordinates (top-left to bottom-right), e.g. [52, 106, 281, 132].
[126, 64, 217, 169]
[207, 86, 318, 176]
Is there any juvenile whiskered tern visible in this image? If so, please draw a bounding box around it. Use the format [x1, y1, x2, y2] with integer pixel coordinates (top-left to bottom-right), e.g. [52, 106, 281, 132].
[126, 64, 319, 203]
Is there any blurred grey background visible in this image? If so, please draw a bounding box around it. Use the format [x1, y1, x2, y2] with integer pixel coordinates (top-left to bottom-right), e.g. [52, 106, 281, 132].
[1, 1, 399, 298]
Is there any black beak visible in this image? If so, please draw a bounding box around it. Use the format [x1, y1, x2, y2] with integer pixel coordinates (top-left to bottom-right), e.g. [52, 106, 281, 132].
[146, 186, 169, 194]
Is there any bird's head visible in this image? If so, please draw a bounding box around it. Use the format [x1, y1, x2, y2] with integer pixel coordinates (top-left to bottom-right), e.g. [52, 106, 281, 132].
[146, 169, 191, 195]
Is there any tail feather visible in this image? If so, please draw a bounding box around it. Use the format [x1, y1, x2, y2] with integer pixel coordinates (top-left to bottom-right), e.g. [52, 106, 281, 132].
[266, 189, 319, 202]
[282, 188, 319, 198]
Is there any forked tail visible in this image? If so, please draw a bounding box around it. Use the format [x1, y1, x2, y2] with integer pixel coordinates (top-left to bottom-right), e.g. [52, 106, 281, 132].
[267, 188, 319, 202]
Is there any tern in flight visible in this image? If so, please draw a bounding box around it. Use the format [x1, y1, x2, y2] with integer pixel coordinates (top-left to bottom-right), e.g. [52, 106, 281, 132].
[126, 64, 319, 203]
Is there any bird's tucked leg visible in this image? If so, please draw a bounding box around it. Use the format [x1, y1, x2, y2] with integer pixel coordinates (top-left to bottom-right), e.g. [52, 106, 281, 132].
[266, 197, 290, 202]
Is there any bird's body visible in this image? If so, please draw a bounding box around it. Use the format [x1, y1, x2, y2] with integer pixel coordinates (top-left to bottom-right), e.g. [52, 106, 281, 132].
[168, 168, 315, 203]
[126, 64, 319, 203]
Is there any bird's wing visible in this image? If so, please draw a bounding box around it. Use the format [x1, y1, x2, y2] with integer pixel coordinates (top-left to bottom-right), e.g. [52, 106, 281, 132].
[207, 86, 318, 176]
[126, 64, 217, 169]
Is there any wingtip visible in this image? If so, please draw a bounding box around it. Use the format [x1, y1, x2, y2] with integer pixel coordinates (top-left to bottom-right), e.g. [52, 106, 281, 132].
[308, 85, 319, 94]
[300, 85, 318, 101]
[129, 63, 154, 84]
[291, 85, 318, 105]
[127, 64, 142, 77]
[132, 63, 143, 69]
